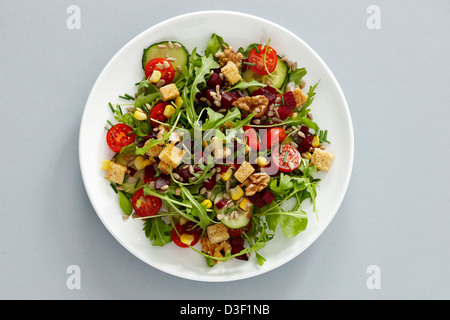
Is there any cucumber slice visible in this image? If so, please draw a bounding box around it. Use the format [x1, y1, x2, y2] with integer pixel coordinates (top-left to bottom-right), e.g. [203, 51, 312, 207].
[242, 57, 288, 91]
[215, 201, 253, 230]
[142, 41, 189, 81]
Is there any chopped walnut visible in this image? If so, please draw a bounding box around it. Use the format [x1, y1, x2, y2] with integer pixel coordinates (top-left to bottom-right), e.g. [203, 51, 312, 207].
[232, 95, 269, 118]
[216, 45, 243, 68]
[242, 172, 270, 196]
[200, 236, 232, 264]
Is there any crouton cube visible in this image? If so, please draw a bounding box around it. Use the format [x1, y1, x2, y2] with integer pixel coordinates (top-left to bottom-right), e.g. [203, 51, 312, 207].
[292, 87, 308, 107]
[157, 160, 171, 175]
[144, 140, 163, 158]
[311, 148, 335, 172]
[105, 161, 127, 184]
[158, 144, 186, 170]
[234, 161, 255, 183]
[159, 83, 180, 101]
[207, 223, 230, 244]
[221, 61, 241, 85]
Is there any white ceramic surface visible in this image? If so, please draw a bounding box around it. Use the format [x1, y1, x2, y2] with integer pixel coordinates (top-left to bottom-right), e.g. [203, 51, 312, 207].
[79, 10, 354, 282]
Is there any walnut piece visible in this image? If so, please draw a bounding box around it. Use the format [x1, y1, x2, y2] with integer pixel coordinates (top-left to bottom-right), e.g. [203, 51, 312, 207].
[242, 172, 271, 196]
[232, 95, 269, 118]
[216, 45, 243, 68]
[200, 236, 232, 264]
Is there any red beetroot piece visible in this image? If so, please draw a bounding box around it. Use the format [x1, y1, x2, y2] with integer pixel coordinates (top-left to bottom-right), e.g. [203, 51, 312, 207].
[230, 237, 248, 261]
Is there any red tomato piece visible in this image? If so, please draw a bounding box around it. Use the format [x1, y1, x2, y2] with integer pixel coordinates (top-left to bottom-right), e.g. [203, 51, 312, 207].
[242, 126, 260, 151]
[261, 127, 287, 150]
[271, 144, 302, 173]
[248, 45, 278, 75]
[131, 188, 162, 218]
[106, 123, 135, 153]
[144, 58, 175, 84]
[171, 222, 201, 248]
[149, 102, 169, 127]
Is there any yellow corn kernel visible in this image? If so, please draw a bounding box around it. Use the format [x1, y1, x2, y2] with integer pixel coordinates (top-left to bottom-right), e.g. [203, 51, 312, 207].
[230, 186, 244, 200]
[163, 104, 176, 118]
[179, 216, 189, 225]
[134, 156, 152, 170]
[201, 199, 212, 209]
[180, 233, 195, 246]
[100, 160, 111, 170]
[134, 108, 147, 121]
[303, 151, 312, 160]
[312, 135, 321, 148]
[292, 112, 298, 119]
[256, 156, 269, 167]
[221, 167, 233, 181]
[239, 197, 252, 211]
[175, 96, 183, 108]
[149, 70, 161, 83]
[135, 198, 142, 208]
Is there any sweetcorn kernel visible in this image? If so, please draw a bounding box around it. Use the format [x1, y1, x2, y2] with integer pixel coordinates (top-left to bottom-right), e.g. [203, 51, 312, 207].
[221, 167, 233, 181]
[201, 199, 212, 209]
[101, 160, 111, 171]
[230, 186, 244, 200]
[134, 156, 152, 170]
[256, 156, 269, 167]
[134, 109, 147, 121]
[163, 104, 176, 118]
[149, 70, 162, 83]
[312, 135, 321, 148]
[175, 96, 183, 108]
[180, 233, 195, 245]
[239, 197, 252, 211]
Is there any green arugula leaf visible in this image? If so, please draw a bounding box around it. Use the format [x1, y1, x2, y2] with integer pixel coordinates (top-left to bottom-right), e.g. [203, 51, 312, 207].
[288, 68, 307, 87]
[143, 217, 172, 246]
[298, 80, 320, 117]
[205, 33, 228, 57]
[226, 79, 266, 92]
[269, 173, 294, 195]
[118, 191, 132, 215]
[188, 54, 220, 125]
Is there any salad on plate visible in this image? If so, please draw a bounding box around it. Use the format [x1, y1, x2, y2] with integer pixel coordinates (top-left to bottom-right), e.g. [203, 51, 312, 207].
[101, 33, 336, 267]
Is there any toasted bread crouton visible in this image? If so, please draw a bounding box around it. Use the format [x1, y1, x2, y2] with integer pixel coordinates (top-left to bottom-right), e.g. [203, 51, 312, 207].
[207, 223, 230, 244]
[144, 141, 163, 158]
[158, 144, 186, 170]
[234, 161, 255, 183]
[311, 148, 335, 172]
[221, 61, 241, 85]
[292, 87, 308, 107]
[105, 161, 127, 184]
[159, 83, 180, 101]
[157, 160, 171, 175]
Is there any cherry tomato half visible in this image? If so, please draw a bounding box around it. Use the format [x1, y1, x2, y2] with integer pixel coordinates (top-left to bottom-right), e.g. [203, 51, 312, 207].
[271, 144, 301, 173]
[131, 188, 162, 218]
[106, 123, 135, 153]
[171, 222, 201, 248]
[242, 126, 260, 151]
[261, 127, 287, 150]
[144, 58, 175, 84]
[149, 102, 169, 127]
[248, 45, 278, 75]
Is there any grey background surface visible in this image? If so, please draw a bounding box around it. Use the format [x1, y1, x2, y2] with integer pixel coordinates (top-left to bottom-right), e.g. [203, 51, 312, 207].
[1, 0, 449, 300]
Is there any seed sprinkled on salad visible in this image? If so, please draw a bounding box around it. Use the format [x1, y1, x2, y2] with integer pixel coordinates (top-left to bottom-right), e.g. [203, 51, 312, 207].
[101, 33, 336, 267]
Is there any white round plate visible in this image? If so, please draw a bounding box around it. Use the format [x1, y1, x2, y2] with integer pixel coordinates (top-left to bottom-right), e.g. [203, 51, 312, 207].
[79, 10, 354, 282]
